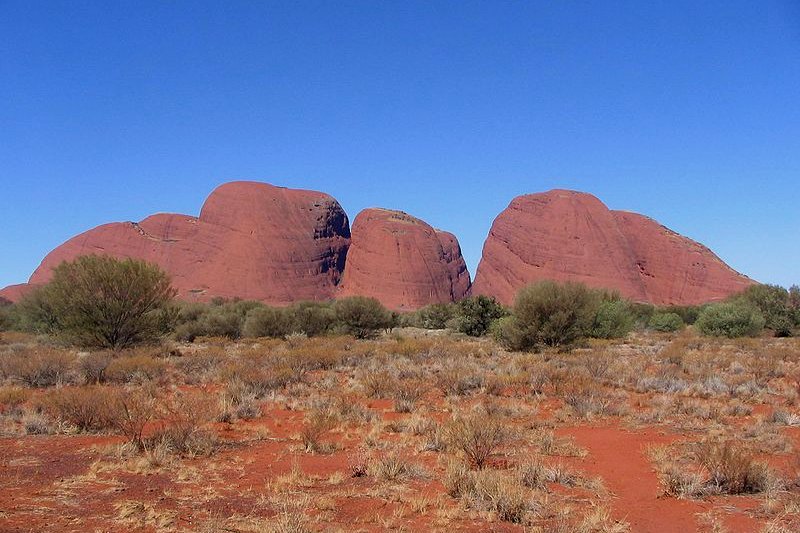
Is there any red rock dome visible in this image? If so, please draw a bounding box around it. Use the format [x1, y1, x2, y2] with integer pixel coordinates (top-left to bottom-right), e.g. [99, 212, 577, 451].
[338, 208, 471, 310]
[27, 181, 351, 304]
[472, 189, 753, 306]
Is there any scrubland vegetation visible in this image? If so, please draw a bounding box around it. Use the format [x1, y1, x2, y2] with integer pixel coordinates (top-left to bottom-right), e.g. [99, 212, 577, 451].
[2, 255, 800, 531]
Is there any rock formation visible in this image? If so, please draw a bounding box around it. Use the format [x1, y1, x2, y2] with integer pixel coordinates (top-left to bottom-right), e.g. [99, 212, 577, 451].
[26, 181, 352, 304]
[338, 208, 471, 310]
[472, 189, 753, 306]
[5, 181, 470, 310]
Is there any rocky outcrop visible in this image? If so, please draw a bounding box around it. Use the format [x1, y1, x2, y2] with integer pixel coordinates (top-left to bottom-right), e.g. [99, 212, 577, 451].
[472, 189, 753, 306]
[338, 208, 471, 310]
[26, 181, 352, 304]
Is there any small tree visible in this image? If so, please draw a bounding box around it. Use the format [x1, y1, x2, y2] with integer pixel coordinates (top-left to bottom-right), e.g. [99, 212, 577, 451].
[695, 303, 765, 338]
[455, 295, 506, 337]
[20, 255, 175, 348]
[333, 296, 395, 339]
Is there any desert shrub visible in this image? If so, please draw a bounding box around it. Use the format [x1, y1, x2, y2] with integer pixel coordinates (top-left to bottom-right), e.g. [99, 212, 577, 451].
[150, 390, 218, 456]
[172, 300, 263, 341]
[18, 255, 175, 348]
[13, 287, 59, 334]
[455, 295, 506, 337]
[0, 348, 76, 387]
[500, 281, 600, 350]
[333, 296, 394, 339]
[699, 440, 773, 494]
[221, 360, 300, 397]
[663, 305, 703, 325]
[589, 299, 634, 339]
[78, 351, 113, 383]
[733, 284, 793, 336]
[648, 312, 685, 332]
[436, 362, 484, 396]
[0, 385, 29, 412]
[107, 389, 154, 449]
[695, 303, 765, 338]
[789, 285, 800, 325]
[0, 300, 14, 332]
[284, 301, 336, 336]
[105, 354, 167, 383]
[41, 386, 116, 431]
[446, 410, 510, 469]
[242, 306, 291, 338]
[414, 303, 456, 330]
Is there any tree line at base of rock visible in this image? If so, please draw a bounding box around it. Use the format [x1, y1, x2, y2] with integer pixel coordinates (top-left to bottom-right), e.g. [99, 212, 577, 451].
[0, 255, 798, 349]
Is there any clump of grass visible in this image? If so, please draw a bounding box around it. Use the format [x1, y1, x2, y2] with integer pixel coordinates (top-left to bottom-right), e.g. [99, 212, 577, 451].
[300, 407, 337, 454]
[699, 440, 775, 495]
[445, 409, 511, 469]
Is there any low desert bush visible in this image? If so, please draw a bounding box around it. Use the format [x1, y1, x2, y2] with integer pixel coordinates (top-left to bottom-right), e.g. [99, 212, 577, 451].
[41, 385, 116, 431]
[105, 354, 167, 383]
[78, 351, 113, 383]
[496, 281, 601, 350]
[0, 348, 76, 387]
[242, 306, 292, 338]
[333, 296, 395, 338]
[107, 389, 154, 450]
[648, 312, 685, 332]
[454, 295, 507, 337]
[695, 303, 765, 338]
[445, 410, 511, 469]
[0, 385, 29, 412]
[412, 303, 456, 330]
[149, 390, 218, 456]
[589, 300, 634, 339]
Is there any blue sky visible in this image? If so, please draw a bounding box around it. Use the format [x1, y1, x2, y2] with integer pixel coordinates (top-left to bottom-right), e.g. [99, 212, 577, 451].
[1, 1, 799, 288]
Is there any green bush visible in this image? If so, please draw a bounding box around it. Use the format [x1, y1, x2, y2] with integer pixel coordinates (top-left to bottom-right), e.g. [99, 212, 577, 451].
[0, 299, 13, 331]
[733, 284, 792, 335]
[455, 295, 506, 337]
[172, 299, 262, 341]
[648, 312, 685, 332]
[333, 296, 395, 339]
[661, 305, 703, 325]
[589, 300, 634, 339]
[284, 301, 336, 336]
[501, 281, 600, 350]
[695, 303, 765, 338]
[415, 303, 456, 330]
[789, 285, 800, 326]
[242, 306, 292, 338]
[18, 255, 175, 348]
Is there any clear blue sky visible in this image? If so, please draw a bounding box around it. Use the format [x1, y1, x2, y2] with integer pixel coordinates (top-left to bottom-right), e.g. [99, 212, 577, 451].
[1, 1, 799, 289]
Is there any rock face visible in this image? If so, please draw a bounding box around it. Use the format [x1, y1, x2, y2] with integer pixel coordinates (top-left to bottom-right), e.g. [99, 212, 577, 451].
[27, 181, 352, 304]
[472, 189, 753, 306]
[338, 208, 471, 310]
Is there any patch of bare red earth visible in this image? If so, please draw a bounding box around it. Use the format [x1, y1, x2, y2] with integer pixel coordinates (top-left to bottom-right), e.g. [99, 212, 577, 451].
[560, 425, 762, 533]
